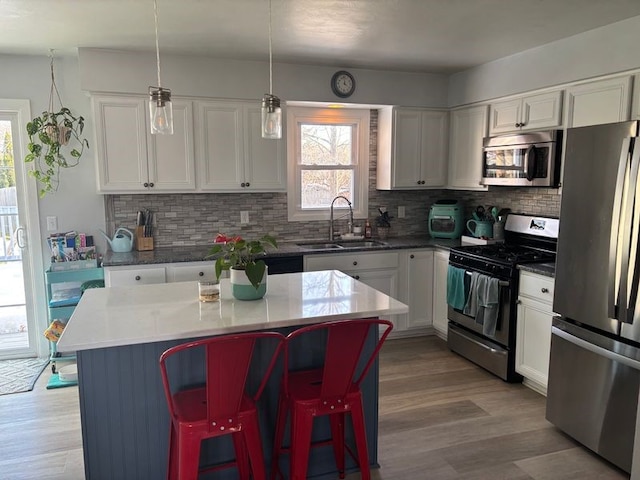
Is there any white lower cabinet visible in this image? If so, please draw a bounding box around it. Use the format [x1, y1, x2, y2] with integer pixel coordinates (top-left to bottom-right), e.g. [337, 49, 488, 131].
[399, 249, 434, 333]
[516, 270, 555, 395]
[432, 249, 449, 339]
[104, 265, 167, 287]
[304, 252, 401, 332]
[105, 261, 217, 287]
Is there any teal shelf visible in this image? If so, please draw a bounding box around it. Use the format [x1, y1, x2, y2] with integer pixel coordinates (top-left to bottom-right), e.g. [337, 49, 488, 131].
[46, 266, 104, 373]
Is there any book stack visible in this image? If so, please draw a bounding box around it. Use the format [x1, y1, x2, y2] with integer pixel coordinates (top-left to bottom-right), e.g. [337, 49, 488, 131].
[48, 231, 98, 270]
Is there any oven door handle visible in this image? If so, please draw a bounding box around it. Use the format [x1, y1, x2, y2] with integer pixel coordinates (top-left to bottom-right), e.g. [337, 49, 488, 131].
[464, 271, 509, 287]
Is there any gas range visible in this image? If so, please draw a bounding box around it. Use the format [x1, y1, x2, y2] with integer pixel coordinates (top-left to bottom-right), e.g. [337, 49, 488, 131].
[450, 243, 556, 278]
[447, 214, 559, 383]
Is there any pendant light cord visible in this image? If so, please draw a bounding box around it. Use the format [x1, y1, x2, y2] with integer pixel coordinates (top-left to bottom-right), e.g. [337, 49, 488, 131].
[268, 0, 273, 95]
[153, 0, 162, 88]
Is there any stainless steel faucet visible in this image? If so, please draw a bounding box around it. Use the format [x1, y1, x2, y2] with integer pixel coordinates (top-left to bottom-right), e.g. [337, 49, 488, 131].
[329, 195, 353, 241]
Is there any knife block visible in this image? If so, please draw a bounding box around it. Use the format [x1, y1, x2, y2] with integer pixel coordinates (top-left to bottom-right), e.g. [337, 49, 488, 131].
[135, 227, 154, 251]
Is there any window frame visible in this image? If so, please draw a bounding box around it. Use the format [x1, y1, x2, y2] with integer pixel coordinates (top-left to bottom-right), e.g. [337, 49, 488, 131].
[286, 106, 370, 222]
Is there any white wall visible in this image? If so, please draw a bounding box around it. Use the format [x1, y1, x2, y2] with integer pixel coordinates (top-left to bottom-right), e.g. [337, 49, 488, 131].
[0, 54, 107, 262]
[448, 15, 640, 106]
[78, 48, 450, 107]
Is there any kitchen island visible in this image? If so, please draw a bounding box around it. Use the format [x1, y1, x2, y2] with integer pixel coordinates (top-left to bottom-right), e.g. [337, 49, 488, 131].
[57, 270, 408, 480]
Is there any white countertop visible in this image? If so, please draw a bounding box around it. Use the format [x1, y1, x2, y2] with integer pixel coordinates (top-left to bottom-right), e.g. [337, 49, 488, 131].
[57, 270, 409, 352]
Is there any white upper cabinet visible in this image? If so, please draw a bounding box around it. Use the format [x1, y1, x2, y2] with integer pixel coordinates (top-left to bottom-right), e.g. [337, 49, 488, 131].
[93, 95, 195, 193]
[631, 73, 640, 120]
[377, 107, 448, 189]
[565, 75, 632, 128]
[196, 100, 286, 192]
[448, 104, 488, 191]
[489, 90, 563, 135]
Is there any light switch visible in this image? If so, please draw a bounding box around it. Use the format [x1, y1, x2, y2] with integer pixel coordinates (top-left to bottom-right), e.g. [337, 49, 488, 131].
[46, 216, 57, 231]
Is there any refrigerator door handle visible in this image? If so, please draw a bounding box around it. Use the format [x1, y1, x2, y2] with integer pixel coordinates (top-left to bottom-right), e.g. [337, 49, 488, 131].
[609, 137, 633, 319]
[552, 326, 640, 371]
[626, 142, 640, 323]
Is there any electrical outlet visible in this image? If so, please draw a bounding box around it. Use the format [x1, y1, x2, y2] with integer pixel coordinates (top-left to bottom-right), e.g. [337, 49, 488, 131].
[240, 211, 250, 224]
[46, 216, 57, 232]
[398, 206, 406, 218]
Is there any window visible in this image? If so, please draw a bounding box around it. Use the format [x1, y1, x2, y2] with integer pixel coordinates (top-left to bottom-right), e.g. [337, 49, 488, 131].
[287, 107, 370, 221]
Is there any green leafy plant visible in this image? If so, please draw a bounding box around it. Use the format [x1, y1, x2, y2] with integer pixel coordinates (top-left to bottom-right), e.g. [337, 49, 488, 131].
[206, 233, 278, 289]
[24, 55, 90, 197]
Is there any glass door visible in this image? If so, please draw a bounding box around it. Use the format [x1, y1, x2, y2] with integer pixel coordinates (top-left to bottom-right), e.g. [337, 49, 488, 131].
[0, 100, 45, 359]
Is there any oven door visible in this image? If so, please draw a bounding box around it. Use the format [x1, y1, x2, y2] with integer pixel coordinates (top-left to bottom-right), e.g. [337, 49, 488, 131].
[482, 141, 556, 187]
[447, 276, 512, 347]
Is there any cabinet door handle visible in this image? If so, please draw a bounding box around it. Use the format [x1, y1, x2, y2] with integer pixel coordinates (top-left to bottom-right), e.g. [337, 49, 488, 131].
[410, 254, 415, 259]
[241, 182, 246, 187]
[353, 275, 360, 280]
[541, 287, 549, 293]
[353, 261, 358, 266]
[516, 299, 521, 304]
[135, 275, 141, 281]
[143, 182, 149, 187]
[245, 182, 250, 187]
[198, 272, 204, 277]
[149, 182, 154, 188]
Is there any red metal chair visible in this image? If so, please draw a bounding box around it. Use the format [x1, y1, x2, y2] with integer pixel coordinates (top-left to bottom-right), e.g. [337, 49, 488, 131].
[270, 319, 394, 480]
[159, 331, 285, 480]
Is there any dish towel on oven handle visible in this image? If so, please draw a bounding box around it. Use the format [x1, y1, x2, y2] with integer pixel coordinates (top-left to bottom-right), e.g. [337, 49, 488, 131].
[464, 272, 500, 338]
[446, 265, 467, 310]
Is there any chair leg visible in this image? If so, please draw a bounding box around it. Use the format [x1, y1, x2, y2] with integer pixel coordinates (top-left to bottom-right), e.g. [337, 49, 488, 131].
[290, 407, 314, 480]
[270, 395, 289, 480]
[177, 428, 202, 480]
[232, 431, 251, 480]
[350, 398, 370, 480]
[167, 423, 179, 480]
[243, 412, 267, 480]
[329, 412, 346, 478]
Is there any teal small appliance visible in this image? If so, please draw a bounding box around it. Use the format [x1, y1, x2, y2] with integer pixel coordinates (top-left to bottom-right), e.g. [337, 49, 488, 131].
[428, 199, 464, 239]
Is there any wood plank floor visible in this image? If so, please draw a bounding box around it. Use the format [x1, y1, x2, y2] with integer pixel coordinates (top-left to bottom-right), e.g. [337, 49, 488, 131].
[0, 336, 630, 479]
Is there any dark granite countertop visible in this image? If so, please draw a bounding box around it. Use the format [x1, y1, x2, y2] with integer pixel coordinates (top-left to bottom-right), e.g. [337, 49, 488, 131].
[518, 262, 556, 278]
[102, 236, 460, 267]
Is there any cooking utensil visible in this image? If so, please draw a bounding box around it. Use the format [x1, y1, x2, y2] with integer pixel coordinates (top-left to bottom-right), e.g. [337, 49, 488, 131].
[475, 206, 485, 221]
[491, 206, 499, 222]
[497, 207, 511, 222]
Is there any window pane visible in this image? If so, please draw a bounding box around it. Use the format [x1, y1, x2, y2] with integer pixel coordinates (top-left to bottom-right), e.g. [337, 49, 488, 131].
[301, 169, 354, 208]
[300, 124, 352, 166]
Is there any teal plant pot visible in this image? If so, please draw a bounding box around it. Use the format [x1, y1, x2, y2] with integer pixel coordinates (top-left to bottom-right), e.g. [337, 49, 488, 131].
[230, 266, 268, 301]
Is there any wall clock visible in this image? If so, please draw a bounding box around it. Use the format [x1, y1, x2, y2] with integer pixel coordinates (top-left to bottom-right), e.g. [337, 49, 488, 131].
[331, 70, 356, 98]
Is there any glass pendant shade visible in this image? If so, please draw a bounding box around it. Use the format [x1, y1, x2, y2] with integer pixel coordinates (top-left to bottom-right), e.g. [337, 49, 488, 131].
[149, 87, 173, 135]
[261, 94, 282, 139]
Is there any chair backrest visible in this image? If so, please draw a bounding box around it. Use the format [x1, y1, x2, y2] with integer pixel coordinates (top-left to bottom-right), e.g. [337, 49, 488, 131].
[159, 331, 285, 426]
[285, 319, 393, 400]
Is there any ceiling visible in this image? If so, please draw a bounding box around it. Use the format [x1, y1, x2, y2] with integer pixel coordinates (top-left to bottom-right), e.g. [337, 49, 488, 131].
[3, 0, 640, 74]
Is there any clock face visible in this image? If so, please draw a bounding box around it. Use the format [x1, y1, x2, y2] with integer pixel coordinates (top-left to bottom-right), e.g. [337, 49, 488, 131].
[331, 71, 356, 98]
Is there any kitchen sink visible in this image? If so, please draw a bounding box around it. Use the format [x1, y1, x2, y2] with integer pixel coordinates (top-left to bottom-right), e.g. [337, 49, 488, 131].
[296, 242, 344, 250]
[336, 240, 387, 248]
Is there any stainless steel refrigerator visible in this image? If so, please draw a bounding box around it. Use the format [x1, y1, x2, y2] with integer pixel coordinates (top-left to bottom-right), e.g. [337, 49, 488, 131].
[547, 120, 640, 473]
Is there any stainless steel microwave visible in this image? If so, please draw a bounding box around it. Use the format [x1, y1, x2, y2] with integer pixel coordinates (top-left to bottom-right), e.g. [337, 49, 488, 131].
[482, 130, 562, 187]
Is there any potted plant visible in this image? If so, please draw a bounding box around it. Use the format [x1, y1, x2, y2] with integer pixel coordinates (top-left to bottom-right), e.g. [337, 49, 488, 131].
[375, 208, 393, 239]
[24, 56, 90, 197]
[207, 233, 278, 300]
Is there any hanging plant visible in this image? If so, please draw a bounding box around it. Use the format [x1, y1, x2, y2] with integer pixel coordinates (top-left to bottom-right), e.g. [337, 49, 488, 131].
[24, 53, 89, 197]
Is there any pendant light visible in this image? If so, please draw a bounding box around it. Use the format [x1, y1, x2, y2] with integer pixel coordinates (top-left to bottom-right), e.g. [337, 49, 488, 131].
[261, 0, 282, 139]
[149, 0, 173, 135]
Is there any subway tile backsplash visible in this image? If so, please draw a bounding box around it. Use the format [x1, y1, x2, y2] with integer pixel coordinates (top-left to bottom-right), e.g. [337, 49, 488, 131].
[105, 110, 561, 248]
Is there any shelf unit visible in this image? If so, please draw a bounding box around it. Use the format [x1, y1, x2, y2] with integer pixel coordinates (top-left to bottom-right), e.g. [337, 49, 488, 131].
[45, 266, 104, 373]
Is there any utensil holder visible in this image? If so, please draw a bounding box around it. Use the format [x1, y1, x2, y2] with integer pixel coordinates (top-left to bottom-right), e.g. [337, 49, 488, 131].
[135, 227, 154, 251]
